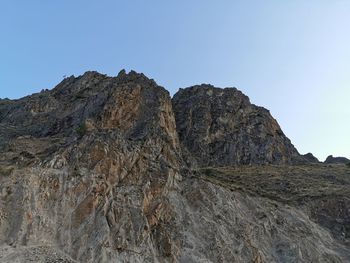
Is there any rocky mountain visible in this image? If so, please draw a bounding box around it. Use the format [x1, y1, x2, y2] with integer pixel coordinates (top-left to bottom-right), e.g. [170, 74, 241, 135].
[325, 155, 350, 164]
[0, 70, 349, 262]
[172, 85, 304, 167]
[302, 153, 320, 163]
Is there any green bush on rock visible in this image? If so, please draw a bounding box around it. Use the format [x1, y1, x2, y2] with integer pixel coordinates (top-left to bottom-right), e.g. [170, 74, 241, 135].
[76, 123, 87, 138]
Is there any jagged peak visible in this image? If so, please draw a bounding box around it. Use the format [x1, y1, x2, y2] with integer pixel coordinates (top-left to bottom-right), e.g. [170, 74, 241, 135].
[45, 69, 162, 100]
[114, 69, 158, 87]
[177, 84, 238, 93]
[302, 152, 320, 163]
[174, 84, 282, 123]
[173, 84, 251, 109]
[172, 83, 303, 166]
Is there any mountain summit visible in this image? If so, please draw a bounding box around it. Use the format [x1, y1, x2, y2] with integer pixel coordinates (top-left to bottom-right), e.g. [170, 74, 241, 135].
[173, 85, 304, 166]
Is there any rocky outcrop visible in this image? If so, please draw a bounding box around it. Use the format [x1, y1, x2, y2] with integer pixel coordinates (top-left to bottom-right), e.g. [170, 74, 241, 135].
[172, 85, 303, 167]
[302, 153, 320, 163]
[0, 71, 349, 262]
[325, 155, 350, 164]
[0, 70, 184, 262]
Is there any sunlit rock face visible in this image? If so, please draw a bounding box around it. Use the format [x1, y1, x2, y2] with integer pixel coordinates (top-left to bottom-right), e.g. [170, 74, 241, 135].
[0, 70, 184, 262]
[172, 85, 304, 167]
[0, 71, 349, 262]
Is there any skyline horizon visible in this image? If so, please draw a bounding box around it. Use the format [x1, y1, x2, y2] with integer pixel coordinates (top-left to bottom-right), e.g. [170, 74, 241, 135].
[1, 1, 349, 162]
[1, 67, 347, 162]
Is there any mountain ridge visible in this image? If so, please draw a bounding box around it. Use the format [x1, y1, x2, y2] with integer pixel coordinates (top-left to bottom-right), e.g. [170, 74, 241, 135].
[0, 70, 349, 262]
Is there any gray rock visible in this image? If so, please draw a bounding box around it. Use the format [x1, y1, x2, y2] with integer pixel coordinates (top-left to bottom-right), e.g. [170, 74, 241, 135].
[172, 85, 304, 166]
[302, 153, 320, 163]
[0, 71, 349, 262]
[325, 155, 350, 164]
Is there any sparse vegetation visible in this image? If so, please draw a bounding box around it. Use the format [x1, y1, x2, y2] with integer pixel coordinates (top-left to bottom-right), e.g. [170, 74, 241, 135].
[75, 90, 87, 99]
[0, 165, 14, 176]
[199, 164, 350, 205]
[203, 168, 215, 177]
[76, 122, 87, 138]
[71, 166, 84, 177]
[0, 98, 10, 105]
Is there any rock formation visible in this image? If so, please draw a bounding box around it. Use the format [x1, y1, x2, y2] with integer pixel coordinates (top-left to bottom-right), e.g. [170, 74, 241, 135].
[325, 155, 350, 164]
[172, 85, 304, 166]
[0, 70, 349, 262]
[302, 153, 320, 163]
[0, 70, 184, 262]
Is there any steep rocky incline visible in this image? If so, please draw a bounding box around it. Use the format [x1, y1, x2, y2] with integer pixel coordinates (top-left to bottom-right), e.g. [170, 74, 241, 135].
[0, 70, 184, 262]
[172, 85, 305, 167]
[200, 164, 350, 248]
[0, 71, 349, 262]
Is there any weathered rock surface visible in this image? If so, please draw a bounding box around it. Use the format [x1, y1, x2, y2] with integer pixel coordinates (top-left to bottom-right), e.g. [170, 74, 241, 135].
[325, 155, 350, 164]
[302, 153, 320, 163]
[172, 85, 304, 167]
[0, 70, 184, 262]
[0, 246, 77, 263]
[200, 165, 350, 248]
[0, 71, 349, 262]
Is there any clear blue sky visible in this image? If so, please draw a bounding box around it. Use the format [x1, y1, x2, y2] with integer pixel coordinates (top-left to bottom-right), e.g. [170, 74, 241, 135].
[1, 1, 349, 161]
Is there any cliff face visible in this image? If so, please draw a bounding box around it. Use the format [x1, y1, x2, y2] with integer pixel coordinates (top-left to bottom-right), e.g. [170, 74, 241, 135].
[0, 71, 349, 263]
[172, 85, 303, 167]
[0, 71, 184, 262]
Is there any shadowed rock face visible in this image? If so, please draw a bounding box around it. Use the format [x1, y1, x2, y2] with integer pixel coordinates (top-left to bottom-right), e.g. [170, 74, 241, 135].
[172, 85, 304, 167]
[0, 71, 349, 262]
[302, 153, 320, 163]
[325, 155, 350, 164]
